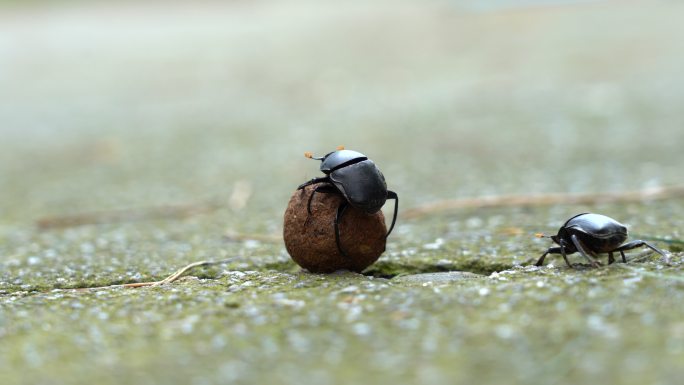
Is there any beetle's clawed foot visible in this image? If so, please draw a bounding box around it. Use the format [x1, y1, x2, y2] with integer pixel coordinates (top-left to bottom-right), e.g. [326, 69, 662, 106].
[660, 252, 673, 266]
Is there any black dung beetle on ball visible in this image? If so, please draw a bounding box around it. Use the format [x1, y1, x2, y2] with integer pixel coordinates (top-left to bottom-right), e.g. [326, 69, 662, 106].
[298, 146, 398, 258]
[535, 212, 667, 268]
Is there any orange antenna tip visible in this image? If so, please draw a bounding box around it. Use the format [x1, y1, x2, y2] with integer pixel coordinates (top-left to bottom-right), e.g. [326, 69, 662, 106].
[304, 151, 313, 159]
[535, 233, 545, 238]
[336, 145, 345, 151]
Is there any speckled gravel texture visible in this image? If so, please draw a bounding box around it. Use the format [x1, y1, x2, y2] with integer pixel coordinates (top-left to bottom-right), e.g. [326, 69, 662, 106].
[2, 1, 684, 385]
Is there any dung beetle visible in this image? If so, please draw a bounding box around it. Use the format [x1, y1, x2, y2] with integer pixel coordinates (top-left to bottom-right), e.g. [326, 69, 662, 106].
[297, 146, 398, 258]
[535, 212, 667, 268]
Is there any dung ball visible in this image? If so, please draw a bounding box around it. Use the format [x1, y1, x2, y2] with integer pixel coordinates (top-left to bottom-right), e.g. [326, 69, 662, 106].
[283, 183, 387, 273]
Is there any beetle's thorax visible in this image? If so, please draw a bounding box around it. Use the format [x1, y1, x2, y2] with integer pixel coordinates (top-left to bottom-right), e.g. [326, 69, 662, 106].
[320, 150, 367, 173]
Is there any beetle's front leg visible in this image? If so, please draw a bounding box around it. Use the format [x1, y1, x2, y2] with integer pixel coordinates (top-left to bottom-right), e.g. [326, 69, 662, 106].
[535, 246, 561, 267]
[301, 182, 339, 228]
[306, 183, 339, 215]
[298, 176, 330, 190]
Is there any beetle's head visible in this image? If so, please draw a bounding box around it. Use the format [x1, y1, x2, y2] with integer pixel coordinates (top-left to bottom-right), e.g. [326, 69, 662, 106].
[304, 145, 345, 161]
[535, 233, 560, 245]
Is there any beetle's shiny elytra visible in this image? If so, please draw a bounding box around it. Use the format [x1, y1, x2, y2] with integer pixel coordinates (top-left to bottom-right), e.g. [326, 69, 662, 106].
[298, 147, 398, 258]
[535, 213, 667, 268]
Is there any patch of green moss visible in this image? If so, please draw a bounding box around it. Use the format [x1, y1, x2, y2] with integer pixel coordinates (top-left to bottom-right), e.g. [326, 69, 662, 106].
[261, 259, 300, 273]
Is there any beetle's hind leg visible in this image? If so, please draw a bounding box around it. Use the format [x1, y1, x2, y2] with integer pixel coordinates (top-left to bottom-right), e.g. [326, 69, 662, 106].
[385, 190, 399, 238]
[613, 240, 667, 260]
[334, 201, 350, 258]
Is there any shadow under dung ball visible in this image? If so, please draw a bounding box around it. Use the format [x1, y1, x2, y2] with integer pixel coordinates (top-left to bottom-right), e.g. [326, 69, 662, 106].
[283, 183, 387, 273]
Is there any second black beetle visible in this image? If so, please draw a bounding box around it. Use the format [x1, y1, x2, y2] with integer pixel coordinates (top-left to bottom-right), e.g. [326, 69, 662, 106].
[535, 212, 667, 268]
[298, 147, 398, 258]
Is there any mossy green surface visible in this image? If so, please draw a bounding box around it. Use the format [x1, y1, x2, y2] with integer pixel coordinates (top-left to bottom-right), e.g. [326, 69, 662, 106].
[2, 1, 684, 384]
[2, 259, 684, 385]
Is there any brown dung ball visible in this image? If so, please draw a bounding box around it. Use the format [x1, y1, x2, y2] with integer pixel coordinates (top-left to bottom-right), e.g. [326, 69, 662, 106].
[283, 183, 387, 273]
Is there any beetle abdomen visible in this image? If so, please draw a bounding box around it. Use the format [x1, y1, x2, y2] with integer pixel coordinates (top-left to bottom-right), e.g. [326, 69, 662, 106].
[566, 213, 628, 253]
[330, 160, 388, 213]
[570, 228, 627, 253]
[565, 213, 626, 234]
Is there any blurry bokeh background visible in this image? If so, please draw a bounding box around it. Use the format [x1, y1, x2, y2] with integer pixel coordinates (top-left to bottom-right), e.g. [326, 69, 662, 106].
[2, 1, 684, 384]
[2, 0, 683, 226]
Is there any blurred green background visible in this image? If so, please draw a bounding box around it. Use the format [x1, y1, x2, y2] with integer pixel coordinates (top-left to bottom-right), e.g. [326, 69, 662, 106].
[1, 1, 683, 384]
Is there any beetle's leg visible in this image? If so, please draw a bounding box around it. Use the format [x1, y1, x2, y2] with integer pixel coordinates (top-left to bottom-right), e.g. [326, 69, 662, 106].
[559, 243, 573, 268]
[534, 251, 549, 266]
[620, 251, 627, 263]
[334, 201, 350, 258]
[570, 234, 601, 268]
[535, 247, 562, 266]
[613, 240, 667, 259]
[608, 252, 615, 265]
[385, 190, 399, 238]
[306, 183, 339, 216]
[298, 176, 329, 190]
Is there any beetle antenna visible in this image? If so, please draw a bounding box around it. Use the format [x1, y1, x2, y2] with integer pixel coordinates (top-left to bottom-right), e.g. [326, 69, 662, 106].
[304, 151, 324, 160]
[535, 233, 549, 238]
[336, 145, 345, 151]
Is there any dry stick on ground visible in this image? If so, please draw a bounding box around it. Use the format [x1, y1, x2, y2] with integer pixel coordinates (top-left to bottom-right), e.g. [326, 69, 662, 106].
[36, 205, 282, 243]
[79, 259, 237, 290]
[402, 185, 684, 220]
[36, 202, 221, 230]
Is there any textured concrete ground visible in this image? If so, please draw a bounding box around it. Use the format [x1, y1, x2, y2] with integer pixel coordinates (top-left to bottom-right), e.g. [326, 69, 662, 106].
[1, 1, 684, 384]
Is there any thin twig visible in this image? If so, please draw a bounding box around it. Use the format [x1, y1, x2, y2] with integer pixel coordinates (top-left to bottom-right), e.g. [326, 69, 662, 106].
[152, 260, 223, 286]
[78, 258, 237, 290]
[403, 185, 684, 219]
